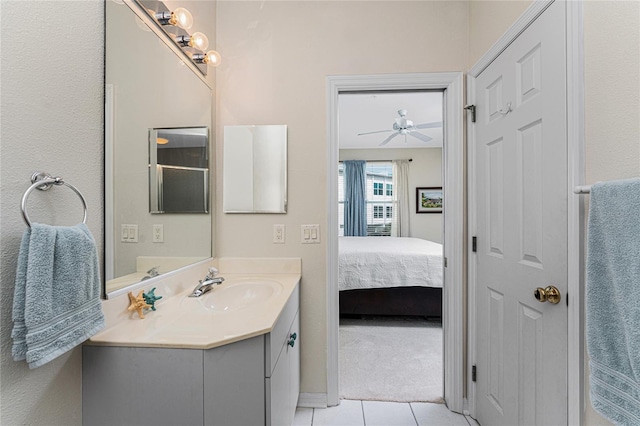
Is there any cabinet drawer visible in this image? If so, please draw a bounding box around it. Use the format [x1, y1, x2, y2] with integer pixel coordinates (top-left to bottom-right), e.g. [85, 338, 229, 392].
[265, 283, 299, 376]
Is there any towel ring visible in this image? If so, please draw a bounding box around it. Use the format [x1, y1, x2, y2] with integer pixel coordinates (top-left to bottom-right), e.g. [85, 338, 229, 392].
[21, 172, 88, 228]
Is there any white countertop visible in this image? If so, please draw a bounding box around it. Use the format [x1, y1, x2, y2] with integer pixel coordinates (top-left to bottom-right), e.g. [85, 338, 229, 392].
[89, 259, 301, 350]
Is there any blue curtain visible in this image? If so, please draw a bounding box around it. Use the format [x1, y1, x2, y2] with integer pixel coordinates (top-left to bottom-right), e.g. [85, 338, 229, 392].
[343, 160, 367, 236]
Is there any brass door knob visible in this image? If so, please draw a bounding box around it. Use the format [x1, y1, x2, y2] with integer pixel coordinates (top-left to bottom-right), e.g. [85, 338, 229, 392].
[534, 285, 561, 304]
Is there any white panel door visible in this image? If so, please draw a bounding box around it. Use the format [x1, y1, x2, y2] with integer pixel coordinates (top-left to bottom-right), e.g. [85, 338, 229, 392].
[474, 2, 568, 425]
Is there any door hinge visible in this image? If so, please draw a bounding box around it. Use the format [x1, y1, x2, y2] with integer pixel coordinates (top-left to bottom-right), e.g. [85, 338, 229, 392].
[444, 257, 448, 268]
[472, 365, 477, 382]
[464, 104, 476, 123]
[566, 292, 569, 306]
[472, 236, 477, 253]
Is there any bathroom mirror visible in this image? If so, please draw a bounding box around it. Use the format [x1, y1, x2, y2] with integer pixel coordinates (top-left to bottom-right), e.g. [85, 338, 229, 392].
[105, 0, 213, 295]
[223, 125, 288, 213]
[149, 127, 209, 214]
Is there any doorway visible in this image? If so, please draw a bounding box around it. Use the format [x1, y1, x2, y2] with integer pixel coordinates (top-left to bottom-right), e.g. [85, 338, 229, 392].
[326, 73, 465, 412]
[337, 90, 445, 403]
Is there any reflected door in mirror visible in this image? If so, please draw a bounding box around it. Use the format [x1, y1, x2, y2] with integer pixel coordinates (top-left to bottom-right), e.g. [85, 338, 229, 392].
[150, 127, 209, 214]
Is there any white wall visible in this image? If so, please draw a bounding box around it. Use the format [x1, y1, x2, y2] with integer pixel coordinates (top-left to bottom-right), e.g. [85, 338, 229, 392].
[468, 0, 532, 67]
[0, 1, 104, 424]
[339, 148, 443, 243]
[216, 0, 469, 395]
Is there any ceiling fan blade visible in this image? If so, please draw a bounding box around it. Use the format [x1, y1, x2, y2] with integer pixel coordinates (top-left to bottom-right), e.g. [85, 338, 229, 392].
[379, 132, 400, 146]
[358, 129, 393, 136]
[415, 121, 443, 129]
[409, 132, 433, 143]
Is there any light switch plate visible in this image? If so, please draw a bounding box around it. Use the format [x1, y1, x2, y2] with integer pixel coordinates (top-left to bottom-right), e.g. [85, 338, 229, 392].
[301, 224, 320, 244]
[273, 224, 285, 244]
[121, 224, 138, 243]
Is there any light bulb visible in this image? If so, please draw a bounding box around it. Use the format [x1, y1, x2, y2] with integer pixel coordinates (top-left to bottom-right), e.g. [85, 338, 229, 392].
[189, 32, 209, 50]
[192, 50, 222, 67]
[204, 50, 221, 67]
[156, 8, 193, 29]
[171, 7, 193, 29]
[176, 33, 209, 51]
[156, 137, 169, 145]
[135, 15, 152, 32]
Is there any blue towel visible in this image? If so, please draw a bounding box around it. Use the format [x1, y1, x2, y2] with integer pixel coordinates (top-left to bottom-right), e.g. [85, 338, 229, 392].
[587, 178, 640, 425]
[11, 223, 105, 369]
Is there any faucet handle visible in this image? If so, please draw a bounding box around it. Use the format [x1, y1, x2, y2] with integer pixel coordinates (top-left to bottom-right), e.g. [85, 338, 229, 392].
[206, 267, 219, 279]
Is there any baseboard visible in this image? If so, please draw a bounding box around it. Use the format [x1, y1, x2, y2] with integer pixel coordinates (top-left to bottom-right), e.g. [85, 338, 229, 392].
[297, 393, 328, 408]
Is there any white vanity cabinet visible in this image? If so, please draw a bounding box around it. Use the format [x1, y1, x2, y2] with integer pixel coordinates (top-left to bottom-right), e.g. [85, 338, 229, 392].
[83, 284, 300, 426]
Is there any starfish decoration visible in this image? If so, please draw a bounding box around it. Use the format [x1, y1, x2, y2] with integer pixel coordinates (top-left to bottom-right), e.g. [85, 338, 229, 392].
[142, 287, 163, 311]
[127, 291, 152, 319]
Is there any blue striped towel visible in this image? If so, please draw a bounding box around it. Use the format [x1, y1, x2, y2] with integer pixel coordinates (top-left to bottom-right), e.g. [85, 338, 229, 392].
[12, 223, 104, 368]
[587, 178, 640, 425]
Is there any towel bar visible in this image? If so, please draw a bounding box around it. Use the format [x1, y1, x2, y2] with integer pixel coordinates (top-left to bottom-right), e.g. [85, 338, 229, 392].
[21, 172, 88, 228]
[573, 185, 592, 194]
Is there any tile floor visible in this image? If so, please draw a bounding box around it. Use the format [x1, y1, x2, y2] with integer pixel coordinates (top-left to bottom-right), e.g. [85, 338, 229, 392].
[294, 400, 479, 426]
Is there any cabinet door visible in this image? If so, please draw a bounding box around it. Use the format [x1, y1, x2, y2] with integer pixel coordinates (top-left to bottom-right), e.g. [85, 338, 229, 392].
[204, 336, 265, 425]
[267, 310, 300, 426]
[83, 346, 204, 426]
[288, 311, 300, 424]
[266, 346, 289, 426]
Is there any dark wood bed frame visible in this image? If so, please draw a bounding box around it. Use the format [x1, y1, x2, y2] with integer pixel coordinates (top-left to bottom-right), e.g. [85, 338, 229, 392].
[339, 286, 442, 319]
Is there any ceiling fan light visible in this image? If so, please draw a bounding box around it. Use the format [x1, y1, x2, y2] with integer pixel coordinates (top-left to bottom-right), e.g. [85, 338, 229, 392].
[361, 109, 441, 146]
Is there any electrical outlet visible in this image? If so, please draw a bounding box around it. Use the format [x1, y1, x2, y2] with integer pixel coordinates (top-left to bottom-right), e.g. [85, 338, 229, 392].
[273, 224, 285, 244]
[153, 224, 164, 243]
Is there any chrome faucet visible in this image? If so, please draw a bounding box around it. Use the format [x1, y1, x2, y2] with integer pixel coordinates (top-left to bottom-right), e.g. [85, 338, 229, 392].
[141, 266, 160, 281]
[189, 267, 224, 297]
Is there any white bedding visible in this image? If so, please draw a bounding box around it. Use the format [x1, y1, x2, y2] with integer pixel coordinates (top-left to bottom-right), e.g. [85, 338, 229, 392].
[339, 237, 443, 291]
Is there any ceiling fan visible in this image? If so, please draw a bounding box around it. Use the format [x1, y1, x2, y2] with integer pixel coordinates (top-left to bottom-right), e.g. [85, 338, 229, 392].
[357, 109, 442, 146]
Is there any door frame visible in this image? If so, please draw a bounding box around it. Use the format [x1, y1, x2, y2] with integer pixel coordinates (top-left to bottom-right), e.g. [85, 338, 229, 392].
[466, 0, 585, 423]
[326, 72, 465, 411]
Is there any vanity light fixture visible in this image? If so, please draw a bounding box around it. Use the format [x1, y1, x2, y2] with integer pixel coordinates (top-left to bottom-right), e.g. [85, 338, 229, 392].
[135, 0, 214, 76]
[192, 50, 222, 67]
[176, 32, 209, 51]
[155, 7, 193, 29]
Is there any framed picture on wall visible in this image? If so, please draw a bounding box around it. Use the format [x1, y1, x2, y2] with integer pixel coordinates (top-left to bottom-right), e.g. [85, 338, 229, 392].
[416, 187, 443, 213]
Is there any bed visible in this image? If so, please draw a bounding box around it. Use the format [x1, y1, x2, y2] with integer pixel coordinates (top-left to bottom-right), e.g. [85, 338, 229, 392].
[339, 236, 443, 318]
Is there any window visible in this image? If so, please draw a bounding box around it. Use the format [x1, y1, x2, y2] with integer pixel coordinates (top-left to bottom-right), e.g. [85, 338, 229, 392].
[338, 162, 394, 236]
[373, 205, 384, 218]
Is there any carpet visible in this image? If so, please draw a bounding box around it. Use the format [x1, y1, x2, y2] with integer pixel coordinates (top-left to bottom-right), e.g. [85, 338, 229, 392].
[339, 316, 443, 403]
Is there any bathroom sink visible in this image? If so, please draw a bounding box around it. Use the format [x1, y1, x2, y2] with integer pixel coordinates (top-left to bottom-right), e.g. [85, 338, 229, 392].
[182, 279, 283, 313]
